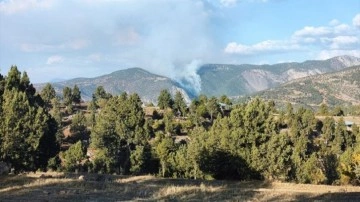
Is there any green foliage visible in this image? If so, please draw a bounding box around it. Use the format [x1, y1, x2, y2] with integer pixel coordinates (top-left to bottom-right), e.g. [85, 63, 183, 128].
[352, 123, 360, 143]
[90, 93, 149, 174]
[322, 117, 335, 145]
[40, 83, 56, 109]
[72, 85, 81, 105]
[60, 141, 85, 171]
[62, 87, 72, 106]
[219, 95, 232, 105]
[333, 118, 348, 154]
[297, 153, 326, 184]
[5, 66, 21, 90]
[173, 91, 187, 117]
[130, 144, 152, 175]
[156, 136, 175, 177]
[163, 111, 174, 134]
[332, 106, 344, 116]
[157, 89, 173, 110]
[2, 66, 360, 185]
[0, 66, 59, 172]
[264, 133, 292, 180]
[207, 97, 219, 122]
[47, 156, 61, 171]
[94, 86, 107, 99]
[69, 111, 88, 143]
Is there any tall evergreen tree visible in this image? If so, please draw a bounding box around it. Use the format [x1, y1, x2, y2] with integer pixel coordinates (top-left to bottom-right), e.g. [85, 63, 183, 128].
[332, 118, 347, 155]
[157, 89, 173, 110]
[62, 87, 72, 106]
[156, 136, 175, 177]
[93, 86, 107, 100]
[173, 91, 187, 116]
[91, 93, 149, 174]
[207, 97, 219, 122]
[0, 67, 59, 171]
[60, 141, 85, 171]
[321, 117, 335, 147]
[5, 66, 21, 90]
[72, 85, 81, 105]
[40, 83, 56, 110]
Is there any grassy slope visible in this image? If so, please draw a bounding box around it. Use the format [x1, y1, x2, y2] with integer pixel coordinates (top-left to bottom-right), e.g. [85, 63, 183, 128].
[1, 172, 360, 201]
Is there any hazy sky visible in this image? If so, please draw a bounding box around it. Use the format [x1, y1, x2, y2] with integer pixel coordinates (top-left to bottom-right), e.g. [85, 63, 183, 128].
[0, 0, 359, 83]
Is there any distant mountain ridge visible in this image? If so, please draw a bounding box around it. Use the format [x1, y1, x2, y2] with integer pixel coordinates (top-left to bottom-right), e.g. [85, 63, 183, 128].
[256, 65, 360, 108]
[199, 55, 360, 96]
[34, 55, 360, 104]
[35, 68, 190, 103]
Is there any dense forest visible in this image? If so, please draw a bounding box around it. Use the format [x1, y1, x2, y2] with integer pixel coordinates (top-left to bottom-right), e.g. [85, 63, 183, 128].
[1, 66, 360, 186]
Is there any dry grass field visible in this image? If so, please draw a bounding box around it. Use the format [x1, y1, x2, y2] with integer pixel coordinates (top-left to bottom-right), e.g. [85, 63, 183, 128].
[1, 172, 360, 201]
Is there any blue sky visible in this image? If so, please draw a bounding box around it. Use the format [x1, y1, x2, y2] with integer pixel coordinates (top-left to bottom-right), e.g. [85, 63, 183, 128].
[0, 0, 359, 83]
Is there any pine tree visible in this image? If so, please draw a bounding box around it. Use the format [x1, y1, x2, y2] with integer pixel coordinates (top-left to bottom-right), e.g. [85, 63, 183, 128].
[5, 66, 21, 90]
[321, 117, 335, 146]
[69, 111, 88, 143]
[333, 118, 347, 154]
[156, 136, 175, 177]
[265, 133, 292, 180]
[352, 123, 360, 143]
[207, 97, 219, 122]
[157, 89, 173, 110]
[93, 86, 107, 100]
[90, 93, 149, 174]
[41, 83, 56, 110]
[173, 91, 187, 117]
[72, 85, 81, 105]
[60, 141, 85, 171]
[0, 67, 59, 171]
[62, 87, 72, 106]
[130, 144, 152, 174]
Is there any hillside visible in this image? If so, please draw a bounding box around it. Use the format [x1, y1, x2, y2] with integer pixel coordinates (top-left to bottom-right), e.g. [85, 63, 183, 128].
[35, 68, 190, 103]
[34, 55, 360, 103]
[199, 55, 360, 96]
[257, 65, 360, 108]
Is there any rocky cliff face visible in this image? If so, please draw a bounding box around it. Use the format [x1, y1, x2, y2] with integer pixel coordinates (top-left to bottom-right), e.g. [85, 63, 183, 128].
[199, 55, 360, 96]
[257, 65, 360, 108]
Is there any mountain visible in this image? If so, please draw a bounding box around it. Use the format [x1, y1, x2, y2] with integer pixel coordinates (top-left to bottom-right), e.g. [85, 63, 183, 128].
[35, 68, 190, 104]
[198, 55, 360, 96]
[256, 65, 360, 108]
[34, 55, 360, 103]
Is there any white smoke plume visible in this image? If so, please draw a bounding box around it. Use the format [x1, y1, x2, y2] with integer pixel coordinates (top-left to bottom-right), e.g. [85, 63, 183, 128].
[174, 60, 203, 95]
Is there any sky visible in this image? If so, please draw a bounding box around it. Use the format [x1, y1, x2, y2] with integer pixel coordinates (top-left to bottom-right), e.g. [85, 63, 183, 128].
[0, 0, 359, 86]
